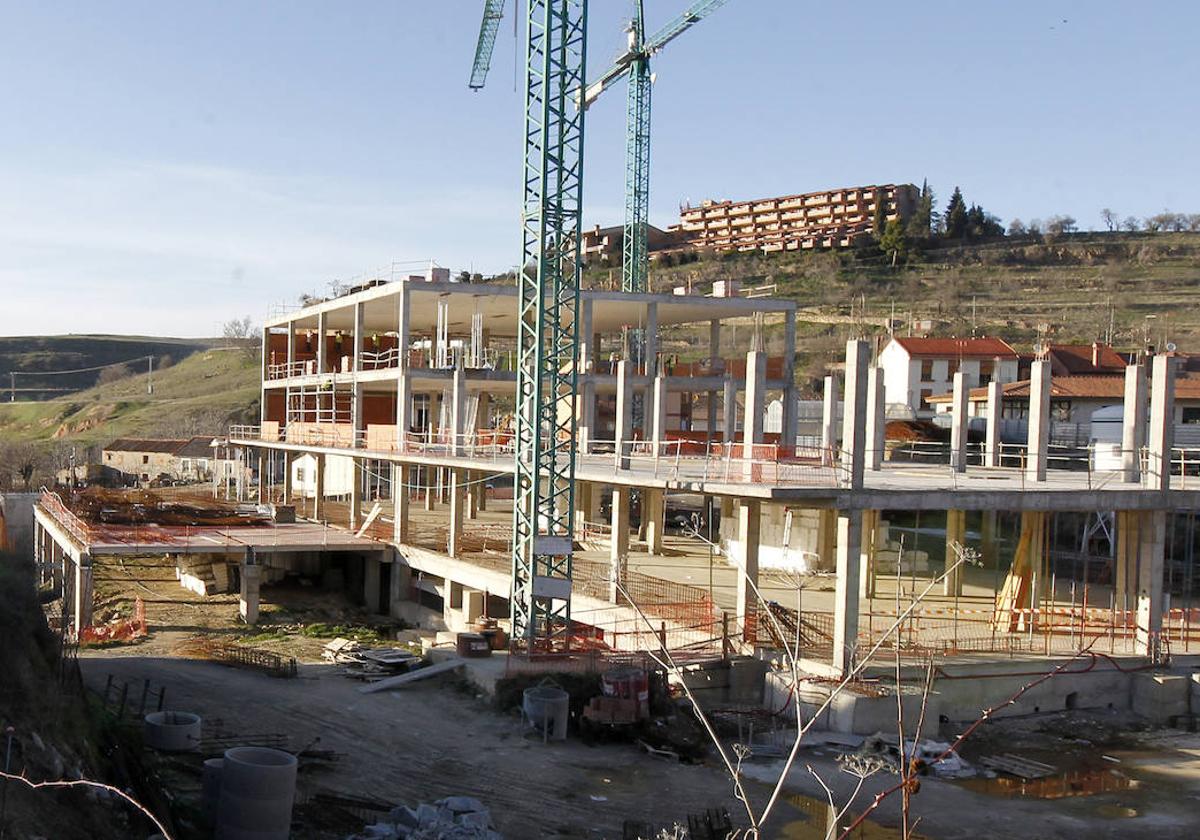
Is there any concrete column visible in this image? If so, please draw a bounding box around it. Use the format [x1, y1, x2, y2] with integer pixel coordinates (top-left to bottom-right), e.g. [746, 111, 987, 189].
[615, 360, 633, 470]
[578, 299, 594, 374]
[1135, 510, 1167, 655]
[865, 366, 885, 471]
[397, 280, 411, 364]
[286, 320, 296, 375]
[859, 509, 878, 599]
[722, 375, 737, 444]
[392, 463, 409, 543]
[816, 508, 837, 571]
[980, 509, 998, 570]
[644, 302, 658, 377]
[396, 376, 411, 451]
[312, 454, 326, 520]
[833, 509, 863, 674]
[651, 375, 668, 453]
[448, 469, 466, 558]
[610, 486, 631, 601]
[282, 452, 292, 504]
[256, 452, 266, 503]
[1146, 355, 1175, 491]
[821, 375, 838, 465]
[842, 341, 870, 489]
[644, 489, 665, 555]
[709, 319, 720, 367]
[735, 499, 761, 646]
[363, 553, 381, 613]
[950, 371, 969, 473]
[1122, 364, 1147, 483]
[706, 389, 718, 443]
[463, 589, 485, 624]
[984, 380, 1002, 467]
[352, 383, 365, 445]
[1026, 359, 1051, 482]
[260, 327, 270, 402]
[944, 509, 966, 596]
[389, 549, 411, 618]
[574, 481, 593, 532]
[579, 379, 596, 455]
[352, 301, 365, 372]
[349, 456, 360, 530]
[239, 553, 261, 625]
[466, 471, 480, 519]
[782, 311, 798, 448]
[1114, 509, 1139, 612]
[316, 310, 328, 374]
[74, 553, 93, 635]
[424, 466, 436, 511]
[742, 350, 767, 447]
[450, 363, 467, 456]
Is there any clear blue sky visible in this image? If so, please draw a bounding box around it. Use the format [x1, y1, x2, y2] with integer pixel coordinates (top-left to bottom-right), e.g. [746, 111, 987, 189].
[1, 1, 1196, 337]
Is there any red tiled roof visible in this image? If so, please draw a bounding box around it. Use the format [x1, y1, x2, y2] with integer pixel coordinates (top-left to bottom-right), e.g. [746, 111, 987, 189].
[1046, 343, 1127, 375]
[890, 336, 1019, 359]
[928, 373, 1200, 403]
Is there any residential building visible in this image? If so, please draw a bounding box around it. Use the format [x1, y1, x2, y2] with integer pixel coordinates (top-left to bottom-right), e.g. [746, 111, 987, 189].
[1017, 342, 1127, 379]
[102, 436, 240, 484]
[671, 184, 918, 254]
[879, 336, 1020, 418]
[581, 223, 681, 265]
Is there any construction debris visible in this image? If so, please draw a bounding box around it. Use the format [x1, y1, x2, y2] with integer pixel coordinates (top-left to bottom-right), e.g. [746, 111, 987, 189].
[183, 638, 298, 678]
[854, 732, 975, 779]
[978, 753, 1058, 779]
[358, 659, 465, 694]
[348, 796, 501, 840]
[323, 637, 420, 680]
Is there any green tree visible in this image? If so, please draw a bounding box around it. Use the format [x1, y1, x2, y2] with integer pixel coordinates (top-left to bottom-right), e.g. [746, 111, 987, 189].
[879, 217, 909, 265]
[908, 179, 936, 238]
[944, 187, 968, 239]
[872, 189, 888, 238]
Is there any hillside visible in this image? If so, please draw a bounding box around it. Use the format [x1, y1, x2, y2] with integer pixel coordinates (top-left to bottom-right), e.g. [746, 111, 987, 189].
[0, 334, 215, 400]
[0, 348, 260, 451]
[625, 231, 1200, 391]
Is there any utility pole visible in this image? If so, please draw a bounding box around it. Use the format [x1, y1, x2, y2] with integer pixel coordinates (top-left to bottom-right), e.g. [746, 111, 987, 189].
[147, 355, 154, 395]
[9, 372, 13, 403]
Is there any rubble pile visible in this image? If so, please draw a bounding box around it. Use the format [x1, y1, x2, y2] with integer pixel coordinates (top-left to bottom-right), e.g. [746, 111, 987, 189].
[351, 796, 502, 840]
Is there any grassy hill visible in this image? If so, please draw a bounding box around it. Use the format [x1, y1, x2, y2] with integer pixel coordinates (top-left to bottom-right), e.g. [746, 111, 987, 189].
[622, 231, 1200, 392]
[0, 334, 216, 400]
[0, 348, 260, 451]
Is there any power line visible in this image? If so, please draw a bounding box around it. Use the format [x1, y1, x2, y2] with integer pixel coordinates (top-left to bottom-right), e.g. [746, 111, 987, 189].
[9, 354, 155, 377]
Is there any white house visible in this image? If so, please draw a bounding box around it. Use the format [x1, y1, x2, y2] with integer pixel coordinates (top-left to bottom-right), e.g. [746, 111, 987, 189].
[291, 453, 355, 499]
[879, 336, 1020, 418]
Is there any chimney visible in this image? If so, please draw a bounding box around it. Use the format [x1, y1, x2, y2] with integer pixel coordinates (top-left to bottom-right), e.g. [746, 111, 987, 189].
[1092, 341, 1100, 368]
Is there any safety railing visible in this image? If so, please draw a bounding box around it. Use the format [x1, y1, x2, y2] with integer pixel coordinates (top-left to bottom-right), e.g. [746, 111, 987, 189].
[266, 360, 310, 380]
[38, 489, 93, 546]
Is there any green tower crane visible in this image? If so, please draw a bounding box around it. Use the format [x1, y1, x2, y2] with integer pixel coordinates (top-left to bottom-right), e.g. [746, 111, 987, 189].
[580, 0, 731, 293]
[470, 1, 586, 651]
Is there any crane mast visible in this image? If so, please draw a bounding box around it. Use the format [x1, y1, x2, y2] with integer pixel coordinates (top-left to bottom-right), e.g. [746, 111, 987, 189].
[470, 1, 586, 651]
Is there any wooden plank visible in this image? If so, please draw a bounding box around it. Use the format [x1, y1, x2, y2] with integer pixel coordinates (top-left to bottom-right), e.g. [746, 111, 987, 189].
[979, 753, 1057, 779]
[357, 659, 464, 694]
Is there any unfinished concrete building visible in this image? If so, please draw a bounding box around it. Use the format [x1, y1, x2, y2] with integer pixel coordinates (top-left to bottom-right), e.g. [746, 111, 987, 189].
[672, 184, 918, 253]
[31, 271, 1200, 721]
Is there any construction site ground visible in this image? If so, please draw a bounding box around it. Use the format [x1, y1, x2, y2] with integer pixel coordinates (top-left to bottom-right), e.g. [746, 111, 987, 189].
[77, 651, 1200, 839]
[75, 535, 1200, 838]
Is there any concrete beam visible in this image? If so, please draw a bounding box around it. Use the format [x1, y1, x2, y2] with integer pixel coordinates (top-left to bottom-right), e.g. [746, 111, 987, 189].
[1026, 360, 1051, 482]
[950, 371, 969, 473]
[1122, 364, 1147, 484]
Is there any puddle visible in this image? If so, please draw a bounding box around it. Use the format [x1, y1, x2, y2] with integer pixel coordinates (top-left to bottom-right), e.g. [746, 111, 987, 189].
[769, 793, 915, 840]
[959, 766, 1135, 801]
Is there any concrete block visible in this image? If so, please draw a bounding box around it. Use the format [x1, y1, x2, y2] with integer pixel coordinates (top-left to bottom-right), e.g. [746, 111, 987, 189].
[1131, 672, 1189, 722]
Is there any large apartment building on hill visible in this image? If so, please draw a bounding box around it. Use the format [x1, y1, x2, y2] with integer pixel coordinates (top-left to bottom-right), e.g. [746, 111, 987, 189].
[671, 183, 918, 254]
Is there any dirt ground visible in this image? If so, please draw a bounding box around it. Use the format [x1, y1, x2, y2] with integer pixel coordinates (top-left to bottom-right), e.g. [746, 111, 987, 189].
[79, 554, 1200, 839]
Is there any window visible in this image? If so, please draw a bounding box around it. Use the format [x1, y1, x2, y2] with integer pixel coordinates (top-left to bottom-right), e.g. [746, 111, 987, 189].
[296, 467, 307, 482]
[1183, 407, 1200, 425]
[920, 360, 933, 380]
[979, 360, 994, 386]
[142, 455, 150, 464]
[1051, 400, 1072, 422]
[919, 387, 934, 411]
[105, 453, 112, 462]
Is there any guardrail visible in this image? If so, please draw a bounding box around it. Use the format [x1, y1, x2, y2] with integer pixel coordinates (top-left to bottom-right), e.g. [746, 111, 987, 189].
[37, 489, 92, 546]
